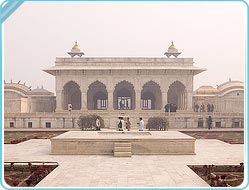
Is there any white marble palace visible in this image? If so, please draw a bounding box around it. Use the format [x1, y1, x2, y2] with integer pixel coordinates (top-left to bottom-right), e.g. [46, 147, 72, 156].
[4, 42, 244, 129]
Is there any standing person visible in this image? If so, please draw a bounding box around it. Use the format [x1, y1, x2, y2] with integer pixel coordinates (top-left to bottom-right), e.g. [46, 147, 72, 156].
[195, 103, 199, 112]
[68, 103, 72, 112]
[119, 100, 123, 110]
[207, 103, 211, 112]
[207, 116, 213, 130]
[96, 116, 101, 131]
[121, 117, 125, 131]
[138, 117, 144, 131]
[117, 117, 122, 131]
[211, 104, 214, 112]
[126, 99, 129, 109]
[126, 117, 131, 131]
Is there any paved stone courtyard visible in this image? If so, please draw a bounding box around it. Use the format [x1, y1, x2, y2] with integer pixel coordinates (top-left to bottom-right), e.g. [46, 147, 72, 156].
[4, 133, 244, 188]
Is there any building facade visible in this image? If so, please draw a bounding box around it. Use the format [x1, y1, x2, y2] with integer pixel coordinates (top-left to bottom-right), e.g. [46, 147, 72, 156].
[4, 42, 244, 129]
[4, 83, 55, 113]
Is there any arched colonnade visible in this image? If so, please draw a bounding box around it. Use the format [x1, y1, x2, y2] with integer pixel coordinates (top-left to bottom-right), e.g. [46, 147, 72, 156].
[59, 80, 190, 111]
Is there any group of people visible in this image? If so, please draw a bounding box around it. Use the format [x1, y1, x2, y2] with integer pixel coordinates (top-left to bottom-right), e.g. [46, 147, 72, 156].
[117, 117, 144, 131]
[164, 103, 177, 112]
[119, 100, 130, 110]
[194, 103, 214, 112]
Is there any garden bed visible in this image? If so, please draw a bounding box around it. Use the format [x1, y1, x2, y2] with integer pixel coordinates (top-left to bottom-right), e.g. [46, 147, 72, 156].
[4, 131, 65, 144]
[189, 164, 244, 187]
[182, 131, 244, 144]
[4, 162, 58, 187]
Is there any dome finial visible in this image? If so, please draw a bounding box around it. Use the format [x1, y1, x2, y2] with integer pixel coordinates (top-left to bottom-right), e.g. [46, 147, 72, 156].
[164, 41, 181, 58]
[68, 41, 84, 58]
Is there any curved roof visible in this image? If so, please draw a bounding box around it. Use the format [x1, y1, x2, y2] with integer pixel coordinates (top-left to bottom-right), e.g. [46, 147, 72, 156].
[4, 83, 31, 96]
[195, 85, 219, 95]
[29, 87, 54, 96]
[217, 81, 244, 92]
[4, 83, 54, 97]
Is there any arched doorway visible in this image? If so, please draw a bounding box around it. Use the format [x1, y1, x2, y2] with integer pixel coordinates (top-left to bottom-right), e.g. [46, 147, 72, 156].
[113, 81, 135, 110]
[141, 81, 162, 110]
[167, 81, 186, 111]
[87, 81, 108, 110]
[62, 81, 81, 110]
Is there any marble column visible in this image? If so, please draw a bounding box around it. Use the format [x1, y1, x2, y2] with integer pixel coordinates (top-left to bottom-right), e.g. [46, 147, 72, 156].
[108, 91, 113, 110]
[135, 90, 141, 110]
[55, 90, 62, 112]
[183, 91, 186, 110]
[81, 91, 87, 110]
[187, 92, 193, 111]
[181, 93, 184, 110]
[162, 92, 167, 111]
[178, 94, 181, 110]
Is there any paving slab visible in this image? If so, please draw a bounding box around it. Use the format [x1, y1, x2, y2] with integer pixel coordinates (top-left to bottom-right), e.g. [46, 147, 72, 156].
[4, 138, 244, 187]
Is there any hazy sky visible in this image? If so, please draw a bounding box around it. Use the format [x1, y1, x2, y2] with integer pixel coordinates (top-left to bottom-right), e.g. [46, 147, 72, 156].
[3, 1, 246, 93]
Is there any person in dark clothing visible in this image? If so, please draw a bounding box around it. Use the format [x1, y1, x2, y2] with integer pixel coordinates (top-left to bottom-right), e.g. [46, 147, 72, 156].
[207, 103, 211, 112]
[207, 116, 213, 130]
[211, 104, 214, 112]
[119, 100, 123, 110]
[195, 103, 199, 112]
[164, 103, 170, 112]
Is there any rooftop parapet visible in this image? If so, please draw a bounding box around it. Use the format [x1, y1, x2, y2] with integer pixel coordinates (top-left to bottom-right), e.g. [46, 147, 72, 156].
[55, 57, 194, 67]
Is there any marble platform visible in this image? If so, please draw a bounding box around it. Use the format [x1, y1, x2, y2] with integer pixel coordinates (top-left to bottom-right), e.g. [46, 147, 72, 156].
[50, 131, 196, 155]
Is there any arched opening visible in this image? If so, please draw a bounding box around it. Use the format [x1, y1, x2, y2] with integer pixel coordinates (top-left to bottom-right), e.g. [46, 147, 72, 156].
[62, 81, 81, 110]
[141, 81, 162, 110]
[87, 81, 108, 110]
[167, 81, 186, 111]
[113, 81, 135, 110]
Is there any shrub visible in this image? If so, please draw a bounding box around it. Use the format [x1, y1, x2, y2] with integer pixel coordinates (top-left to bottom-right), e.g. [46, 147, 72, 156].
[77, 115, 105, 131]
[146, 117, 169, 131]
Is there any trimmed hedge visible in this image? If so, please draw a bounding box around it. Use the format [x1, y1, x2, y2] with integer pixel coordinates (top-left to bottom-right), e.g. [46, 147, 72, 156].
[77, 115, 105, 131]
[146, 117, 169, 131]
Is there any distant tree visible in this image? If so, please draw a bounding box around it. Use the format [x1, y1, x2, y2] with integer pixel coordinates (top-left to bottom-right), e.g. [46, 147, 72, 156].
[146, 117, 169, 131]
[77, 115, 105, 131]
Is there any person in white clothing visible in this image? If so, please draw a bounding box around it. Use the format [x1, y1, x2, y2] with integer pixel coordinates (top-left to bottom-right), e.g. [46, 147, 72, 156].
[121, 117, 125, 131]
[117, 117, 122, 131]
[138, 117, 144, 131]
[96, 116, 101, 131]
[67, 103, 72, 112]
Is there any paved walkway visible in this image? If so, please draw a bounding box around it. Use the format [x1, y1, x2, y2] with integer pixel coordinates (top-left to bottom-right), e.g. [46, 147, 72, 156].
[4, 127, 244, 132]
[4, 136, 244, 187]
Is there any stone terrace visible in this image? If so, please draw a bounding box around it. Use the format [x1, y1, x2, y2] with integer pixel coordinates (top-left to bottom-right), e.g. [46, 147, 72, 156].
[4, 135, 244, 187]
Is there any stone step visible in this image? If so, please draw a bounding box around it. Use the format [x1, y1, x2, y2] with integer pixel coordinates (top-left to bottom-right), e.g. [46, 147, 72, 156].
[114, 151, 132, 157]
[114, 143, 131, 147]
[114, 146, 131, 152]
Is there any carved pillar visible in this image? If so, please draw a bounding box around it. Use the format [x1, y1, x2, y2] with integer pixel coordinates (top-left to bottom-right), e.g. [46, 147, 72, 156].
[108, 91, 113, 110]
[55, 90, 62, 112]
[187, 91, 193, 111]
[135, 90, 141, 110]
[182, 91, 186, 110]
[185, 91, 188, 110]
[178, 94, 181, 110]
[81, 91, 87, 110]
[181, 93, 184, 110]
[162, 92, 167, 111]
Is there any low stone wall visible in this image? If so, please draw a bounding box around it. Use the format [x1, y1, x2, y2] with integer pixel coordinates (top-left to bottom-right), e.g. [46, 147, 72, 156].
[50, 131, 196, 155]
[4, 111, 244, 129]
